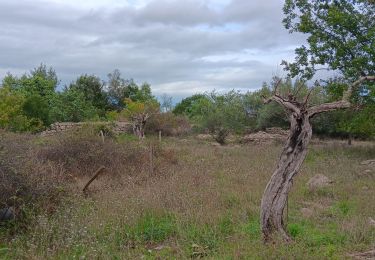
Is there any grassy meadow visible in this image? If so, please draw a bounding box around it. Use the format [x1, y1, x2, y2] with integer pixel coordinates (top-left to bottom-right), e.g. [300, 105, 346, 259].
[0, 130, 375, 259]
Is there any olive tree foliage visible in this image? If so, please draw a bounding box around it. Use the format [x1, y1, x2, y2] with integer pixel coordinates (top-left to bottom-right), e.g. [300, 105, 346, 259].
[107, 69, 156, 110]
[122, 98, 160, 139]
[198, 91, 251, 145]
[244, 78, 326, 130]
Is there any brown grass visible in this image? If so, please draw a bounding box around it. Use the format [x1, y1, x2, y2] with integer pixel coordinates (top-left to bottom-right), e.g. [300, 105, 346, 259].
[1, 132, 375, 259]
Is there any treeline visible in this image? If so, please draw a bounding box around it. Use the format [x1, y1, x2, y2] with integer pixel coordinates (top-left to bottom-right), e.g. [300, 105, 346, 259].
[0, 65, 158, 132]
[172, 77, 375, 142]
[1, 65, 374, 141]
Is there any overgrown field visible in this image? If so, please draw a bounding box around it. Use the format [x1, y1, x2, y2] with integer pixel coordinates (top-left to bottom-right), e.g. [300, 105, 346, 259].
[1, 130, 374, 259]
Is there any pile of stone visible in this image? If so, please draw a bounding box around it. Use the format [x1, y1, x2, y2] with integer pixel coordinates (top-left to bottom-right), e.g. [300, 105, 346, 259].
[241, 127, 289, 144]
[41, 121, 133, 136]
[41, 122, 81, 136]
[112, 122, 133, 135]
[360, 159, 375, 176]
[265, 127, 289, 136]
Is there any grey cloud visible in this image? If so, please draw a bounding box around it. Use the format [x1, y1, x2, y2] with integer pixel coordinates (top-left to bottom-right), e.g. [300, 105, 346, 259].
[133, 0, 218, 26]
[0, 0, 306, 99]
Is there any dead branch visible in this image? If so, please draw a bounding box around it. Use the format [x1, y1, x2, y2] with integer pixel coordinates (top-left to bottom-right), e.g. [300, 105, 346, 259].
[83, 166, 106, 195]
[293, 80, 304, 97]
[302, 88, 314, 108]
[273, 79, 282, 95]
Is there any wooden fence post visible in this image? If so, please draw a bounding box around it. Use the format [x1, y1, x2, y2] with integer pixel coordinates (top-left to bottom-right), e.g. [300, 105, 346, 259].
[149, 143, 154, 175]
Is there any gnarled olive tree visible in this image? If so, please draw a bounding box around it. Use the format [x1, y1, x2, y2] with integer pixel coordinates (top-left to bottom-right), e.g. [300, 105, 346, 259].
[260, 76, 375, 242]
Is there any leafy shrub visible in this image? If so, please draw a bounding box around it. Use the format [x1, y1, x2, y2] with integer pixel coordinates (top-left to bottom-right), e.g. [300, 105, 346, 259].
[209, 127, 229, 145]
[92, 122, 115, 137]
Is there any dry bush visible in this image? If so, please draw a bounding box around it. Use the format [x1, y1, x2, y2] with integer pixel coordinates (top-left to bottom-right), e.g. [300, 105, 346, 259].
[0, 131, 66, 221]
[146, 112, 191, 136]
[1, 128, 179, 227]
[37, 128, 179, 180]
[37, 129, 147, 177]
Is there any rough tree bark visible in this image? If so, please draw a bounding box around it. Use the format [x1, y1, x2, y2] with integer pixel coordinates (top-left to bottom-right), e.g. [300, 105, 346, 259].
[260, 76, 375, 242]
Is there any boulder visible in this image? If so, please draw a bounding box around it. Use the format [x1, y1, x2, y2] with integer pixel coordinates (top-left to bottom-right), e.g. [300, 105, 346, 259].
[360, 159, 375, 166]
[307, 174, 333, 191]
[369, 217, 375, 227]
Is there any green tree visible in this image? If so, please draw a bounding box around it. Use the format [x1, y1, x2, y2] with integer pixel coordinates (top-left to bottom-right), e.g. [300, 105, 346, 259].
[254, 78, 325, 130]
[107, 69, 125, 108]
[2, 64, 59, 128]
[173, 94, 210, 117]
[0, 86, 34, 132]
[122, 98, 160, 139]
[282, 0, 375, 80]
[282, 0, 375, 139]
[132, 83, 156, 102]
[49, 88, 99, 123]
[22, 94, 50, 126]
[259, 1, 375, 243]
[69, 74, 108, 115]
[107, 70, 157, 109]
[2, 64, 58, 99]
[199, 91, 250, 144]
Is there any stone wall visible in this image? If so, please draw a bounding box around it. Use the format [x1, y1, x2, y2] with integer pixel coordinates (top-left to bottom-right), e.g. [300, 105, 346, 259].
[241, 127, 289, 144]
[41, 121, 133, 136]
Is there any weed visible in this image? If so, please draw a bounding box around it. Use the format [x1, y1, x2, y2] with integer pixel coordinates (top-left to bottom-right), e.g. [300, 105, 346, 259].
[130, 211, 177, 243]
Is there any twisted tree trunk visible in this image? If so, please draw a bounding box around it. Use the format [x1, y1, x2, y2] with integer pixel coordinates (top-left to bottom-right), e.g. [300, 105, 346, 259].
[260, 76, 375, 242]
[260, 112, 312, 242]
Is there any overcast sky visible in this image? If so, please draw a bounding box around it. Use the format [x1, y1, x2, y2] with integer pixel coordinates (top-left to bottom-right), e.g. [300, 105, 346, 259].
[0, 0, 307, 100]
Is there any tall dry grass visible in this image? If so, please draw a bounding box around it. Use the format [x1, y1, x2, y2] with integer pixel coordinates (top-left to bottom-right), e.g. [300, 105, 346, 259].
[1, 132, 375, 259]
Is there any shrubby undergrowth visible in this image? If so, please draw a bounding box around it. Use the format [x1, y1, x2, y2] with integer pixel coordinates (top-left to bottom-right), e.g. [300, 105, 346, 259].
[0, 128, 177, 232]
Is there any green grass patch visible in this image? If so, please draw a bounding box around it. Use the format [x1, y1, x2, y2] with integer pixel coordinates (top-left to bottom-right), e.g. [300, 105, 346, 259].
[116, 133, 138, 142]
[129, 211, 177, 243]
[218, 214, 235, 236]
[331, 200, 355, 217]
[180, 223, 221, 250]
[242, 217, 261, 239]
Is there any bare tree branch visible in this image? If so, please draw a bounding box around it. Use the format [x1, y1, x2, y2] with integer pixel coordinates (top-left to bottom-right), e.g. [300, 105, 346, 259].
[308, 76, 375, 117]
[264, 95, 301, 114]
[273, 79, 282, 95]
[302, 88, 314, 108]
